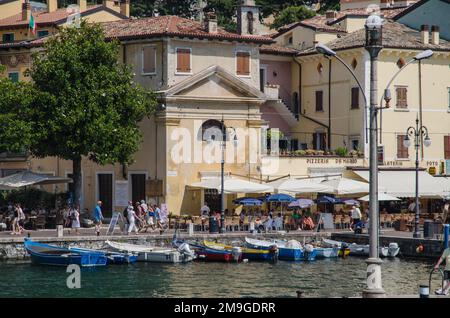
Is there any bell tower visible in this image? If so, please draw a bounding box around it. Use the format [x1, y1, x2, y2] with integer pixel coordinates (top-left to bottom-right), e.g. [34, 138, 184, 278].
[237, 0, 261, 35]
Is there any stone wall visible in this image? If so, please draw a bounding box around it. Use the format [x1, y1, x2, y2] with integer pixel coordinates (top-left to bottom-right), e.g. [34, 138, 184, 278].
[0, 232, 330, 260]
[331, 233, 447, 259]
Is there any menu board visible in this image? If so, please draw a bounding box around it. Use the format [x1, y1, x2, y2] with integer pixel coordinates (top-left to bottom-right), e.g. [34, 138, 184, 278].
[115, 181, 128, 207]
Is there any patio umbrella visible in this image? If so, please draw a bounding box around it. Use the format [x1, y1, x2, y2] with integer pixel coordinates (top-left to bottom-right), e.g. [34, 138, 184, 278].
[316, 196, 343, 214]
[265, 193, 295, 214]
[358, 193, 400, 202]
[0, 170, 72, 190]
[265, 193, 295, 202]
[289, 199, 314, 208]
[343, 199, 360, 206]
[233, 197, 263, 206]
[320, 177, 370, 195]
[315, 196, 343, 204]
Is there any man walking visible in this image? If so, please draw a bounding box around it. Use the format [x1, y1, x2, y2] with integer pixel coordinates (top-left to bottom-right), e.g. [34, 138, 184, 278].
[200, 202, 210, 232]
[350, 205, 362, 233]
[127, 201, 138, 235]
[93, 201, 104, 236]
[434, 246, 450, 295]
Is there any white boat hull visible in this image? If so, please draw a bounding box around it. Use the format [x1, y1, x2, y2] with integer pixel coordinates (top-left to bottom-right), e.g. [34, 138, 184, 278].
[105, 240, 194, 263]
[323, 239, 398, 258]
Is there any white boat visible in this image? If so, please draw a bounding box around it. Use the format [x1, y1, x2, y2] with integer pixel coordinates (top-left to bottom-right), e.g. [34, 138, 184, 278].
[105, 240, 195, 263]
[322, 239, 398, 258]
[315, 246, 341, 258]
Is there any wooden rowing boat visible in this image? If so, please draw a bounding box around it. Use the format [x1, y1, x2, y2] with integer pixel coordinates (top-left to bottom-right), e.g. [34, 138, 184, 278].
[24, 238, 107, 267]
[203, 241, 278, 262]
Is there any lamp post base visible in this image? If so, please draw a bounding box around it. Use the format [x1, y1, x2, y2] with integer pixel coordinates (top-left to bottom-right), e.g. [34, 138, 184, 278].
[362, 257, 386, 298]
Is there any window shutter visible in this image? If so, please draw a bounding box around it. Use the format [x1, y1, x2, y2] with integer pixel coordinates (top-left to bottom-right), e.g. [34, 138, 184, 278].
[351, 87, 359, 109]
[396, 87, 408, 108]
[397, 135, 408, 159]
[143, 47, 156, 74]
[312, 133, 318, 150]
[321, 133, 327, 151]
[177, 49, 190, 73]
[316, 91, 323, 111]
[236, 52, 250, 76]
[445, 136, 450, 159]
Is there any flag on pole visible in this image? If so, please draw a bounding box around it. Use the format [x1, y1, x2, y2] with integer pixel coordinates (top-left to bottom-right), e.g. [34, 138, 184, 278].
[29, 13, 36, 35]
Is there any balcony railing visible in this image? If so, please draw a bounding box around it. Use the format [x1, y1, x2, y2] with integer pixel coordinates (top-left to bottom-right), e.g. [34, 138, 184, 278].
[263, 149, 364, 158]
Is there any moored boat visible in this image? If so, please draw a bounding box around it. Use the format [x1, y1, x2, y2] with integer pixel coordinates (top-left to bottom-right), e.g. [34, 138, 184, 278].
[105, 240, 195, 263]
[203, 241, 278, 262]
[69, 246, 137, 264]
[322, 239, 397, 258]
[244, 237, 316, 261]
[185, 241, 242, 262]
[24, 238, 107, 267]
[314, 247, 341, 259]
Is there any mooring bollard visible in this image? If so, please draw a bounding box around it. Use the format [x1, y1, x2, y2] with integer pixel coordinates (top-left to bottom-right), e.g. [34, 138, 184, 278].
[443, 224, 449, 249]
[419, 284, 429, 298]
[249, 221, 255, 234]
[57, 225, 64, 238]
[188, 222, 194, 236]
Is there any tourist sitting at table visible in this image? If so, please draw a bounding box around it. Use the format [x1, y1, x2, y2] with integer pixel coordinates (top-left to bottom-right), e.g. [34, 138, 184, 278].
[273, 213, 283, 231]
[215, 211, 222, 229]
[381, 208, 388, 215]
[239, 210, 246, 228]
[254, 217, 265, 233]
[302, 214, 315, 231]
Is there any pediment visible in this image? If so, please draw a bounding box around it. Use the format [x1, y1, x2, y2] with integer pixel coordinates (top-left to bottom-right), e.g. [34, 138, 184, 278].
[163, 65, 265, 101]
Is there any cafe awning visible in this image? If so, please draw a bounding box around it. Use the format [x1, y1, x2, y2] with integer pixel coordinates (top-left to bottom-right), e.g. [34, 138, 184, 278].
[0, 170, 72, 190]
[271, 178, 334, 194]
[190, 177, 273, 194]
[352, 170, 450, 198]
[320, 177, 370, 195]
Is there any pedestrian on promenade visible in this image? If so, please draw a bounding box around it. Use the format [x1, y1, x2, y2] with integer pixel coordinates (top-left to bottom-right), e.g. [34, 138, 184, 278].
[10, 204, 19, 235]
[443, 201, 450, 224]
[135, 201, 144, 230]
[153, 204, 163, 230]
[70, 204, 80, 235]
[434, 246, 450, 295]
[239, 209, 246, 230]
[17, 203, 25, 234]
[350, 205, 362, 232]
[93, 201, 104, 236]
[127, 201, 138, 235]
[200, 202, 210, 231]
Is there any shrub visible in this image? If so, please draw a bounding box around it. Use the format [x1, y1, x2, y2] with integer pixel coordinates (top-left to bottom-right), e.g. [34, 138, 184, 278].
[335, 147, 348, 157]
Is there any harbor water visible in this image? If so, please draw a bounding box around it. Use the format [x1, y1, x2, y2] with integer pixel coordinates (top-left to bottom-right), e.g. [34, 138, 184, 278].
[0, 257, 442, 297]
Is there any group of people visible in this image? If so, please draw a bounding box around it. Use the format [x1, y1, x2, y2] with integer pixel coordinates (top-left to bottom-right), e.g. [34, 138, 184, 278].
[123, 200, 165, 235]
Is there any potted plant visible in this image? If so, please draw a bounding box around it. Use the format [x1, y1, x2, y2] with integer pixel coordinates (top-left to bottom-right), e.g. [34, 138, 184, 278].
[335, 147, 348, 157]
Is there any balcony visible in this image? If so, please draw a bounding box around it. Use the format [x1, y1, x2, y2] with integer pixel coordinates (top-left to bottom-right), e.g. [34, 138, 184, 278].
[0, 152, 28, 162]
[263, 84, 299, 127]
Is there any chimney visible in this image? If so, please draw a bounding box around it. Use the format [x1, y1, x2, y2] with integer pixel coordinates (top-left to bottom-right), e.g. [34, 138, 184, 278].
[103, 0, 120, 12]
[22, 1, 31, 21]
[204, 11, 218, 34]
[325, 10, 337, 21]
[431, 25, 440, 45]
[237, 0, 260, 35]
[78, 0, 87, 12]
[420, 24, 429, 44]
[47, 0, 57, 13]
[120, 0, 130, 17]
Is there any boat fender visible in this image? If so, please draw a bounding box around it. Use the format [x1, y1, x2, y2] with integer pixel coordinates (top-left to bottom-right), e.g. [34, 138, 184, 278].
[178, 243, 194, 257]
[416, 244, 424, 253]
[304, 244, 314, 253]
[231, 247, 242, 262]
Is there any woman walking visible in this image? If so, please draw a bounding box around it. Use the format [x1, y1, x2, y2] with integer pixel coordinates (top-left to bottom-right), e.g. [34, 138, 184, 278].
[70, 205, 81, 235]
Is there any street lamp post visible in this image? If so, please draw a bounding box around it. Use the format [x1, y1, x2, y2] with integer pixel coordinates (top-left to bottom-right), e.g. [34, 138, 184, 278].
[362, 13, 385, 298]
[220, 118, 237, 234]
[404, 116, 431, 238]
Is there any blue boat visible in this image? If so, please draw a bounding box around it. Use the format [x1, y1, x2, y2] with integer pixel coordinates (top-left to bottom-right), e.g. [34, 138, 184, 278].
[245, 237, 316, 261]
[69, 247, 137, 264]
[24, 239, 107, 267]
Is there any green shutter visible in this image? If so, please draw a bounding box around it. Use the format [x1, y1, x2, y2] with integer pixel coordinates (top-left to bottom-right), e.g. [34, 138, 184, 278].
[8, 72, 19, 82]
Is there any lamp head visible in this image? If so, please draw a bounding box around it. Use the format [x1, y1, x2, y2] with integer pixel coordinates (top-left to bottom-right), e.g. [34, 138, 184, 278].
[403, 135, 411, 148]
[365, 14, 383, 29]
[424, 135, 431, 147]
[414, 50, 433, 61]
[315, 43, 336, 57]
[383, 88, 391, 107]
[233, 135, 238, 148]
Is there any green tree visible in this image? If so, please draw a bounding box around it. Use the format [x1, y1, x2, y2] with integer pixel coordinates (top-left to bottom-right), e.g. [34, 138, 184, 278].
[0, 78, 38, 154]
[28, 21, 157, 208]
[271, 5, 316, 29]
